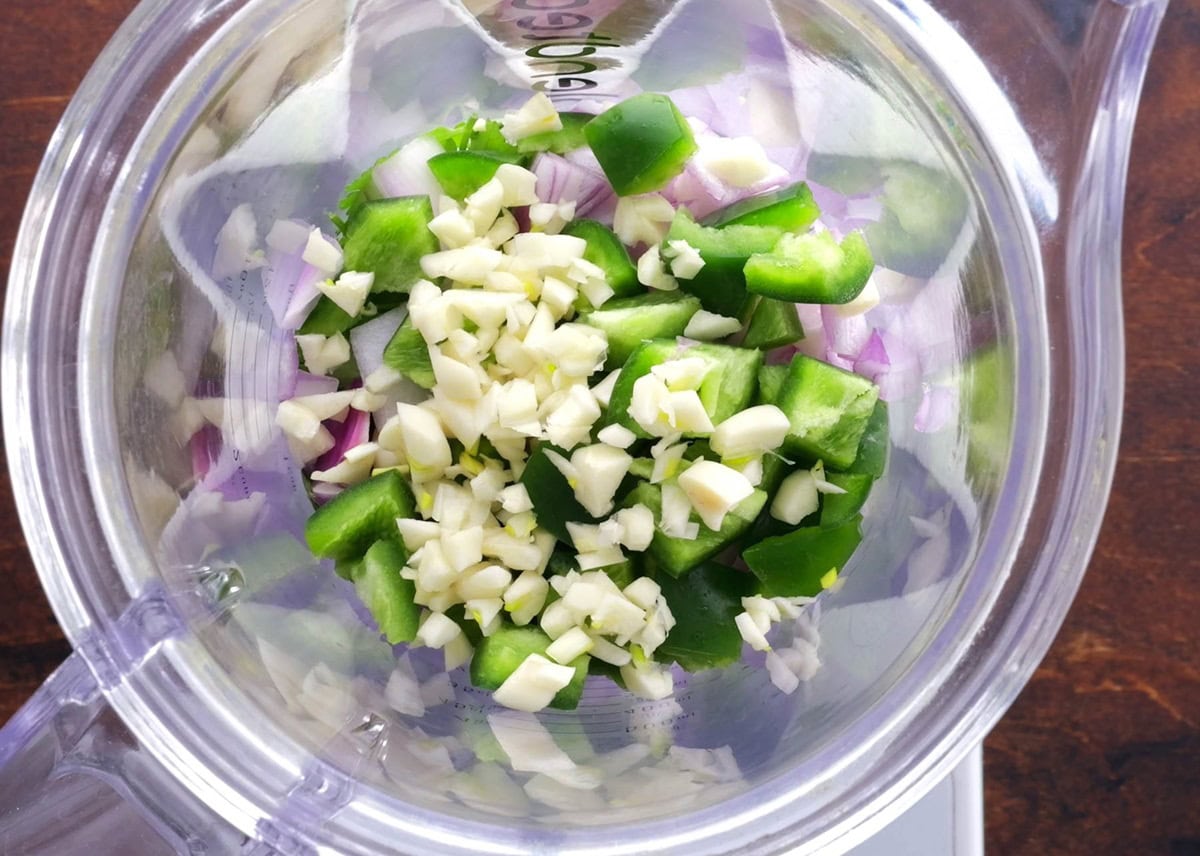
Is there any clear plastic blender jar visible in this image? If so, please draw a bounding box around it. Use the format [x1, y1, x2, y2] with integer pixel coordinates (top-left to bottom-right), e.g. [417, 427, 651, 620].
[0, 0, 1165, 853]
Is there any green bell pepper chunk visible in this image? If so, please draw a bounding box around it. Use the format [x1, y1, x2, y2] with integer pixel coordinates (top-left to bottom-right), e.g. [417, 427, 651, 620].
[777, 354, 880, 470]
[653, 561, 757, 672]
[583, 93, 697, 196]
[845, 400, 889, 478]
[705, 181, 820, 232]
[819, 472, 876, 526]
[305, 470, 415, 562]
[354, 539, 420, 644]
[742, 297, 805, 350]
[744, 515, 864, 597]
[342, 197, 440, 294]
[667, 210, 784, 317]
[517, 111, 592, 155]
[579, 291, 701, 370]
[427, 151, 508, 200]
[298, 293, 404, 337]
[755, 364, 789, 406]
[519, 444, 599, 543]
[624, 481, 767, 578]
[744, 230, 874, 305]
[562, 219, 641, 302]
[469, 625, 589, 710]
[382, 317, 435, 389]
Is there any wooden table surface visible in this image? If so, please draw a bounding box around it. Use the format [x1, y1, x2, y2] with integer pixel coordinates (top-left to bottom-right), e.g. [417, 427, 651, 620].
[2, 2, 1198, 853]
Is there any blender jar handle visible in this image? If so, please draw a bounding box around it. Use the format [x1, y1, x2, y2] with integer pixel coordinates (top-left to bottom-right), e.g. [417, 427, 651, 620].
[0, 652, 249, 855]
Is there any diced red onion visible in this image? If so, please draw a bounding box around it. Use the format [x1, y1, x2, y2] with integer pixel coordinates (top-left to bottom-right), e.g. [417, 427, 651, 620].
[350, 306, 408, 380]
[531, 153, 615, 220]
[190, 424, 222, 481]
[809, 181, 885, 238]
[852, 330, 891, 384]
[281, 264, 325, 330]
[764, 345, 799, 366]
[914, 385, 958, 433]
[372, 136, 443, 199]
[212, 204, 260, 281]
[793, 304, 827, 360]
[311, 482, 345, 505]
[876, 329, 923, 402]
[278, 335, 300, 400]
[821, 305, 873, 360]
[292, 372, 340, 398]
[263, 229, 328, 332]
[314, 404, 371, 473]
[662, 140, 789, 221]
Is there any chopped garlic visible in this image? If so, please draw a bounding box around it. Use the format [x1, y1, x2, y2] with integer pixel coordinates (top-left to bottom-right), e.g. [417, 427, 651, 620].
[416, 611, 463, 649]
[493, 654, 575, 712]
[771, 469, 819, 524]
[428, 208, 477, 248]
[834, 276, 880, 318]
[504, 570, 550, 626]
[500, 93, 562, 144]
[296, 333, 351, 376]
[636, 245, 678, 291]
[677, 460, 754, 531]
[683, 310, 741, 340]
[317, 270, 373, 318]
[664, 239, 705, 279]
[613, 194, 675, 247]
[735, 611, 772, 652]
[301, 228, 343, 275]
[615, 504, 655, 551]
[311, 442, 379, 485]
[710, 405, 791, 459]
[545, 627, 594, 665]
[570, 444, 633, 517]
[696, 136, 777, 188]
[597, 423, 637, 449]
[620, 661, 674, 700]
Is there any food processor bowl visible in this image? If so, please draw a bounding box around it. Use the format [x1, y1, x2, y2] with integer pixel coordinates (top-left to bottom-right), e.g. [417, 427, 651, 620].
[1, 0, 1164, 853]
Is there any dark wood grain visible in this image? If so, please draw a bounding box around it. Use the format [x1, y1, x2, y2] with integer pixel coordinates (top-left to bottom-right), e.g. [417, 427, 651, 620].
[1, 2, 1197, 853]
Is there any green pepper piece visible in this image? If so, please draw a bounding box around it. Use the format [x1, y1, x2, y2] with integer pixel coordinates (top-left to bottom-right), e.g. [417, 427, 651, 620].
[691, 342, 763, 427]
[562, 219, 641, 301]
[778, 354, 880, 470]
[342, 197, 439, 294]
[381, 317, 435, 389]
[742, 298, 805, 350]
[305, 470, 415, 562]
[354, 539, 420, 644]
[517, 111, 593, 155]
[583, 93, 697, 196]
[744, 515, 864, 597]
[759, 451, 792, 498]
[744, 230, 874, 305]
[298, 293, 399, 337]
[705, 182, 820, 232]
[846, 400, 889, 478]
[653, 561, 757, 672]
[579, 291, 701, 370]
[519, 445, 599, 543]
[604, 339, 760, 438]
[470, 625, 590, 710]
[427, 151, 508, 200]
[624, 482, 767, 578]
[667, 210, 784, 317]
[819, 472, 876, 526]
[756, 364, 789, 406]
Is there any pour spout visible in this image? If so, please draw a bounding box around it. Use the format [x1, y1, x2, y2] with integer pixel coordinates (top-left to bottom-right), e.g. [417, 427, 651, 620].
[446, 0, 693, 102]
